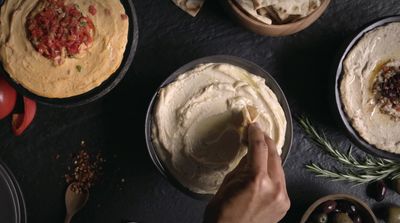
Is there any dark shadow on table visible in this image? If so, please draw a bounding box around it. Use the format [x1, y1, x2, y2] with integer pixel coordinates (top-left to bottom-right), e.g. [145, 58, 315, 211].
[273, 30, 346, 128]
[95, 38, 212, 222]
[282, 183, 328, 222]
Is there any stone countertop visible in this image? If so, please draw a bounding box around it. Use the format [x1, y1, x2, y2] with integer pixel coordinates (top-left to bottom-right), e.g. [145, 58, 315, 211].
[0, 0, 399, 222]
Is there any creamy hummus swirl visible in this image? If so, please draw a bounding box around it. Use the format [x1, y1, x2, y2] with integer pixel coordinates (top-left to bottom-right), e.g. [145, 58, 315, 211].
[341, 22, 400, 153]
[152, 63, 287, 194]
[0, 0, 128, 98]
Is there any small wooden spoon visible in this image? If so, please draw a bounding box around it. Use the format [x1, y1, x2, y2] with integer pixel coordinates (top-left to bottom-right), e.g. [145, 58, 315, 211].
[64, 183, 89, 223]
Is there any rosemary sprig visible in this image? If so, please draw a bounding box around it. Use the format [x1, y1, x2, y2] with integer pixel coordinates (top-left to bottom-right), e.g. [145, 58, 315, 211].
[306, 163, 381, 184]
[299, 116, 400, 184]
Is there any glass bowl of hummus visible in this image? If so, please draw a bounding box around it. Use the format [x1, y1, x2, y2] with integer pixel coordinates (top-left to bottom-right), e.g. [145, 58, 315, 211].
[145, 55, 293, 198]
[220, 0, 331, 36]
[0, 0, 139, 107]
[335, 16, 400, 161]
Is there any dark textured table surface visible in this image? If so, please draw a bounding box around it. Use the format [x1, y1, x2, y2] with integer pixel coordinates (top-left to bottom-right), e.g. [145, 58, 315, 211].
[1, 0, 400, 222]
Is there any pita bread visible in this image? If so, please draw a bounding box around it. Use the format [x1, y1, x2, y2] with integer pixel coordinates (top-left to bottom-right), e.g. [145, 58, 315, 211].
[172, 0, 205, 17]
[261, 6, 301, 24]
[235, 0, 272, 24]
[276, 0, 310, 17]
[244, 105, 260, 123]
[309, 0, 321, 12]
[250, 0, 321, 23]
[238, 105, 260, 145]
[252, 0, 278, 10]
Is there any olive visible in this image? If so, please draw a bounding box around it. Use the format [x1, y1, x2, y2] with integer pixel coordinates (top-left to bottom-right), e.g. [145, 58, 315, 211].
[369, 180, 387, 202]
[392, 178, 400, 195]
[312, 213, 328, 223]
[337, 200, 357, 215]
[320, 200, 337, 214]
[387, 206, 400, 223]
[332, 213, 354, 223]
[332, 207, 343, 213]
[350, 214, 362, 223]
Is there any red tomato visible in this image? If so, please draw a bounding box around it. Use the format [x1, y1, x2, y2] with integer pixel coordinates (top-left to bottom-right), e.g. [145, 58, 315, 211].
[12, 97, 37, 136]
[0, 75, 17, 120]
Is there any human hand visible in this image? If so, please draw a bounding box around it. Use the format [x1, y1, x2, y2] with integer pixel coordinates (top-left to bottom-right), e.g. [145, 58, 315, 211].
[203, 123, 290, 223]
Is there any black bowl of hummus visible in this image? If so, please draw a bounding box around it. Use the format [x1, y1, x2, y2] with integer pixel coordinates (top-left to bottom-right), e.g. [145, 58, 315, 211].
[0, 0, 138, 107]
[335, 16, 400, 160]
[145, 55, 293, 198]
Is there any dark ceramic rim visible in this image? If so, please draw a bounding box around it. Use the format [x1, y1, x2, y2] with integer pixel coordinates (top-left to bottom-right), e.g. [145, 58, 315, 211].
[145, 55, 293, 199]
[335, 15, 400, 161]
[0, 160, 27, 223]
[0, 0, 139, 108]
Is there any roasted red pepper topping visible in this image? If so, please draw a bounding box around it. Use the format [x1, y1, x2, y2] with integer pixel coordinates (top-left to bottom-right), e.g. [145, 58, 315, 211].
[121, 14, 128, 20]
[89, 5, 97, 16]
[26, 0, 95, 64]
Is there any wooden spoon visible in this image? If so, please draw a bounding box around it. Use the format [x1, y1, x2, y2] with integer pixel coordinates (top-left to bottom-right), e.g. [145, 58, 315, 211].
[64, 183, 89, 223]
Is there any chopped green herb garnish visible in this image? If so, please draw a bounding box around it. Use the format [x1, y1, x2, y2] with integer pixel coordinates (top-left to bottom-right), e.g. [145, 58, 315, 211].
[80, 21, 87, 27]
[76, 65, 82, 72]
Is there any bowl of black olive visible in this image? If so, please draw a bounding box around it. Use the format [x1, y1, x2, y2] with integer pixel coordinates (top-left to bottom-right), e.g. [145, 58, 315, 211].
[300, 194, 378, 223]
